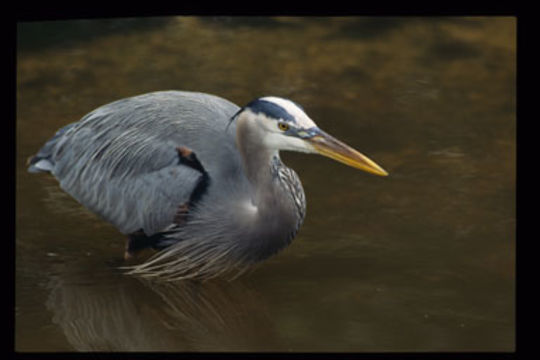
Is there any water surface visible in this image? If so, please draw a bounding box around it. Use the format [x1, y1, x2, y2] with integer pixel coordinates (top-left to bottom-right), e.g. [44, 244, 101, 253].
[16, 16, 515, 352]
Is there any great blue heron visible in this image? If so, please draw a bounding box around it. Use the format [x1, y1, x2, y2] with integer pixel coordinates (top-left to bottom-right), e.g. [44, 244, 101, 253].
[28, 91, 387, 281]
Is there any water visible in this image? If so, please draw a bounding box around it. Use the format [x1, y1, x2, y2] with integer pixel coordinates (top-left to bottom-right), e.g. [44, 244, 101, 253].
[16, 16, 515, 352]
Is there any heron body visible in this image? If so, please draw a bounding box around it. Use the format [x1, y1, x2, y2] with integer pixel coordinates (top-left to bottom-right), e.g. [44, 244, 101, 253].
[29, 91, 387, 280]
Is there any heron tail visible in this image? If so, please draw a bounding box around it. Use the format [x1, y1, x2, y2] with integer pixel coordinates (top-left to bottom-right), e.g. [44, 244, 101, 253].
[27, 122, 77, 173]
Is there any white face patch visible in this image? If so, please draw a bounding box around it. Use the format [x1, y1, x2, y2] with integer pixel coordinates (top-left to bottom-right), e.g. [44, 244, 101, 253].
[238, 97, 320, 154]
[263, 132, 316, 153]
[259, 97, 317, 128]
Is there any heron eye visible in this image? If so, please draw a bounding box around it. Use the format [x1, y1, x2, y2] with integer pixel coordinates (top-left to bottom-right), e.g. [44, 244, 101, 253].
[278, 122, 290, 131]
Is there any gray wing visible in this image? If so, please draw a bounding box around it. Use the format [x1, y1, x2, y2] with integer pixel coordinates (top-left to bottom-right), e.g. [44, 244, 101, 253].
[31, 91, 241, 235]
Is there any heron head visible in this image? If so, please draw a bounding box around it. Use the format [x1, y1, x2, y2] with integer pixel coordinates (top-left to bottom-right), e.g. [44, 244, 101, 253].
[236, 96, 388, 176]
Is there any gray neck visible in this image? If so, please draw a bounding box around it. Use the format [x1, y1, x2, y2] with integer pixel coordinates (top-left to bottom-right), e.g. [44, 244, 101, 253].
[235, 116, 302, 261]
[235, 115, 280, 205]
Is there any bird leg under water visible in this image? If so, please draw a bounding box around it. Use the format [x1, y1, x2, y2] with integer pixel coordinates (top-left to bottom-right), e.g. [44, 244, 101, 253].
[124, 230, 157, 260]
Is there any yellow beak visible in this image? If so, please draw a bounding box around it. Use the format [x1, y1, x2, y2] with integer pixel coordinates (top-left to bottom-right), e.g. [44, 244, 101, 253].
[306, 129, 388, 176]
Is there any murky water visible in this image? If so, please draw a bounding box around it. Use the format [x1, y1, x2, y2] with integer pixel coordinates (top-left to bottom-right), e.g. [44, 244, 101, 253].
[16, 17, 515, 352]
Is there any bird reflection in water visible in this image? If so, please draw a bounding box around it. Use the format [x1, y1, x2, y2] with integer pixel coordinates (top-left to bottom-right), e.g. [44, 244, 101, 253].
[45, 258, 275, 351]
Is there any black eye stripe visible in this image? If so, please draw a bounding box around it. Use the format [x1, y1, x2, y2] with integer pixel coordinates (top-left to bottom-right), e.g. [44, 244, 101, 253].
[245, 99, 297, 123]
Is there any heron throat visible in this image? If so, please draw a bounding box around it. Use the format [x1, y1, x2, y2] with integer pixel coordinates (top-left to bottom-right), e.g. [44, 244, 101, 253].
[234, 115, 306, 261]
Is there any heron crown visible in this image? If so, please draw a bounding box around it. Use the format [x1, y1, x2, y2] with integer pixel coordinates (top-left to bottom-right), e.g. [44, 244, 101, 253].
[244, 97, 316, 129]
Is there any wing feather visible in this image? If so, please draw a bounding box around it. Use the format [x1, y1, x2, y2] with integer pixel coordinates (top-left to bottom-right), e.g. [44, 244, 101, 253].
[40, 91, 240, 235]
